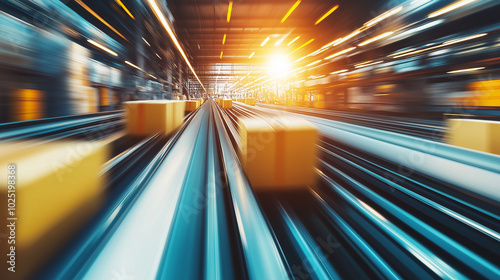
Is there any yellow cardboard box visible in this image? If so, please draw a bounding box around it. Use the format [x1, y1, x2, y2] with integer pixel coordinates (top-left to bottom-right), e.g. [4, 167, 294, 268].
[312, 101, 326, 109]
[191, 98, 203, 107]
[124, 100, 186, 136]
[185, 100, 199, 112]
[236, 98, 245, 103]
[238, 116, 318, 189]
[244, 98, 255, 106]
[223, 99, 232, 109]
[447, 119, 500, 155]
[0, 141, 108, 279]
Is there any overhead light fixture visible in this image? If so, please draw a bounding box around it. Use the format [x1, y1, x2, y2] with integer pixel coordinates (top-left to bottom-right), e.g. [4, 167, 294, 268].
[87, 39, 118, 56]
[294, 56, 307, 63]
[354, 60, 374, 67]
[220, 51, 223, 59]
[391, 20, 444, 40]
[142, 37, 151, 46]
[227, 1, 233, 23]
[281, 0, 301, 23]
[355, 60, 383, 68]
[261, 37, 270, 47]
[274, 36, 286, 46]
[308, 48, 328, 57]
[333, 30, 361, 46]
[428, 0, 477, 18]
[288, 36, 300, 46]
[321, 38, 342, 49]
[306, 60, 322, 67]
[249, 52, 255, 58]
[364, 6, 403, 27]
[115, 0, 135, 20]
[388, 48, 416, 57]
[447, 67, 484, 74]
[292, 38, 314, 53]
[76, 0, 126, 40]
[358, 31, 394, 46]
[222, 34, 227, 44]
[324, 47, 356, 60]
[125, 61, 142, 70]
[330, 69, 348, 74]
[156, 53, 162, 59]
[442, 33, 487, 46]
[148, 0, 206, 91]
[315, 5, 339, 25]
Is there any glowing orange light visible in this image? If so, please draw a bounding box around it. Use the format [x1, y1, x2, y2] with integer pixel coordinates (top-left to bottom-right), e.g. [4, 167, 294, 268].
[281, 0, 301, 23]
[76, 0, 126, 40]
[116, 0, 135, 20]
[315, 5, 339, 25]
[227, 1, 233, 23]
[291, 38, 314, 53]
[287, 36, 300, 46]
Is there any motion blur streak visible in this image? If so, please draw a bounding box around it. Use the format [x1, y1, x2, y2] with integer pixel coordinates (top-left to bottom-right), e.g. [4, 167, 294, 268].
[148, 0, 206, 91]
[1, 0, 500, 279]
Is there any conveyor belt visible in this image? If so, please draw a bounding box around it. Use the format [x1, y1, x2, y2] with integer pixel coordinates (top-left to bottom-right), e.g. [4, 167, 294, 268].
[220, 101, 500, 279]
[0, 111, 124, 142]
[255, 103, 444, 140]
[7, 100, 497, 279]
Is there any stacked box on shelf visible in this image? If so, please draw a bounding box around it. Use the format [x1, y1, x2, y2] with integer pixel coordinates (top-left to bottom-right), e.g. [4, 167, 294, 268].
[222, 99, 232, 109]
[238, 116, 318, 190]
[124, 100, 186, 136]
[236, 98, 245, 103]
[88, 87, 99, 113]
[0, 140, 108, 279]
[446, 119, 500, 155]
[10, 89, 44, 122]
[244, 98, 255, 106]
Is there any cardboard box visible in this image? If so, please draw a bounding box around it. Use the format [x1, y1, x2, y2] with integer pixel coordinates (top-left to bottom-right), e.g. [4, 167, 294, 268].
[244, 98, 255, 106]
[11, 89, 44, 122]
[0, 141, 108, 279]
[238, 116, 318, 189]
[312, 101, 326, 109]
[236, 98, 245, 103]
[191, 98, 203, 108]
[124, 100, 186, 136]
[447, 119, 500, 155]
[185, 100, 199, 112]
[222, 99, 232, 109]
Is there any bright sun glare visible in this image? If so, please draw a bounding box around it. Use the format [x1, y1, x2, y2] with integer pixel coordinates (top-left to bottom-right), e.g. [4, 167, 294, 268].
[267, 54, 291, 77]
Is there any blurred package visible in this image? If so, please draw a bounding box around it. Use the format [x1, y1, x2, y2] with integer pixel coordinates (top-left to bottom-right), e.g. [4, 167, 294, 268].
[185, 100, 200, 112]
[447, 119, 500, 155]
[124, 100, 186, 136]
[238, 116, 318, 189]
[0, 141, 108, 279]
[223, 99, 232, 109]
[244, 98, 255, 106]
